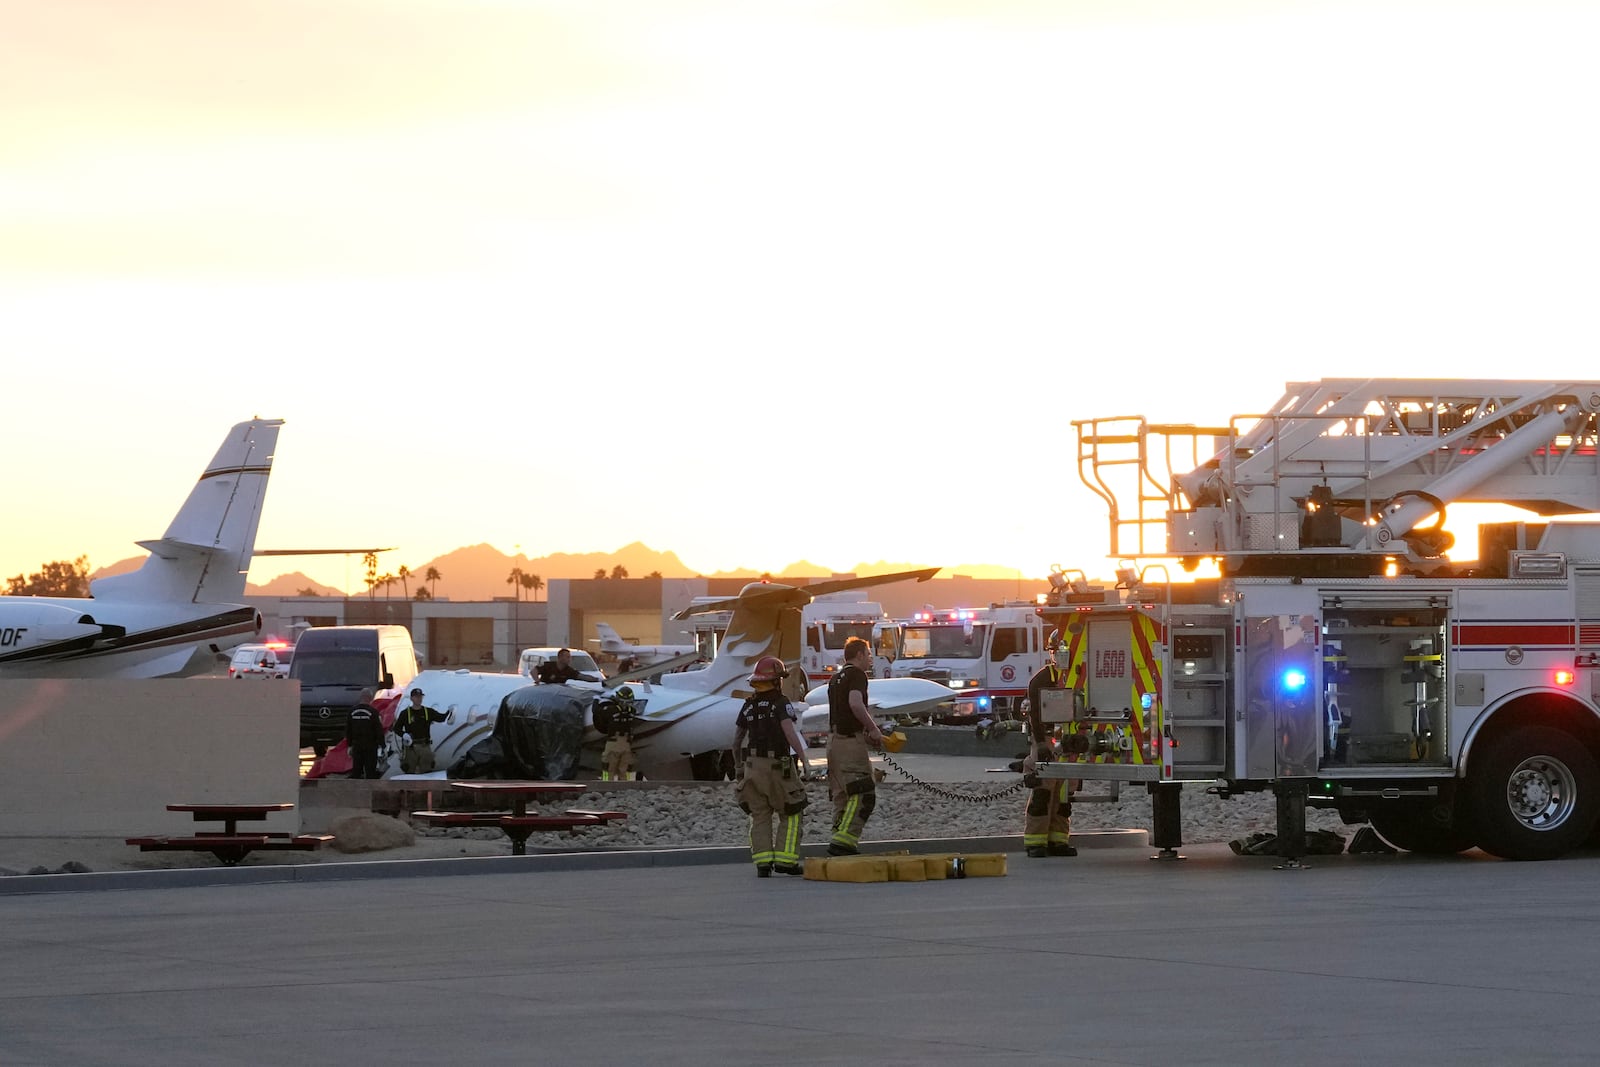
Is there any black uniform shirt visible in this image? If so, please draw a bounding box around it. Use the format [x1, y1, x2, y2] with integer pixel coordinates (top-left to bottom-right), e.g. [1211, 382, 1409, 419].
[827, 663, 869, 735]
[345, 704, 384, 749]
[736, 691, 794, 757]
[395, 703, 448, 744]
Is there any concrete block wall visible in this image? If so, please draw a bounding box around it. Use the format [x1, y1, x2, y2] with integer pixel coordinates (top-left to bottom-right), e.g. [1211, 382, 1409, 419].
[0, 679, 301, 837]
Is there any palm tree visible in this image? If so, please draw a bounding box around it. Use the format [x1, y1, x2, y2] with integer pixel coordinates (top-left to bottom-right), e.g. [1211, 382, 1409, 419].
[507, 566, 526, 601]
[529, 574, 544, 601]
[362, 552, 379, 599]
[379, 573, 397, 599]
[519, 572, 536, 600]
[593, 568, 607, 580]
[397, 565, 411, 599]
[610, 564, 629, 580]
[425, 566, 442, 598]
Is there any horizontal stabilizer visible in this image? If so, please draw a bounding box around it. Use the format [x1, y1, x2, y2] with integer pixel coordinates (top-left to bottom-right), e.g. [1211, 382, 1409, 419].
[133, 538, 216, 559]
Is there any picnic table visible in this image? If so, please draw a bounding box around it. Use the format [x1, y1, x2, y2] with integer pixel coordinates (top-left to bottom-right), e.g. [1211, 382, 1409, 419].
[126, 803, 333, 866]
[412, 780, 625, 855]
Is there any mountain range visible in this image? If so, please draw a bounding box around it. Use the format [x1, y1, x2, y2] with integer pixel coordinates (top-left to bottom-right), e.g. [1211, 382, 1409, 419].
[90, 541, 1039, 600]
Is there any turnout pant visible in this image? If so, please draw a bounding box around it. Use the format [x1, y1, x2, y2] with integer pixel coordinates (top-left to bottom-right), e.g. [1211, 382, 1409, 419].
[737, 755, 807, 868]
[1023, 779, 1072, 849]
[827, 733, 876, 850]
[400, 741, 436, 775]
[601, 737, 635, 781]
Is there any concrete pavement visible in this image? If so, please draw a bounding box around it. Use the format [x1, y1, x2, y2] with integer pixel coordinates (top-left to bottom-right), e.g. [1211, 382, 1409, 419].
[4, 843, 1599, 1065]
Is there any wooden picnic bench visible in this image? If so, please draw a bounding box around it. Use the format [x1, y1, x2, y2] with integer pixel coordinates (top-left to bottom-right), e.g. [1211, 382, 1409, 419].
[411, 810, 615, 854]
[125, 802, 332, 866]
[125, 832, 334, 867]
[410, 781, 624, 855]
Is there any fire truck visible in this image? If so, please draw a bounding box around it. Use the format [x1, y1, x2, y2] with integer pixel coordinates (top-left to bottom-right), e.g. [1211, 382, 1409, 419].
[1037, 379, 1600, 861]
[800, 598, 887, 686]
[890, 603, 1048, 720]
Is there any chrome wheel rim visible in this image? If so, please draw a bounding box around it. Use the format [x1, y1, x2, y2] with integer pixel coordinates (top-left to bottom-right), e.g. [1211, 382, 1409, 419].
[1505, 755, 1578, 831]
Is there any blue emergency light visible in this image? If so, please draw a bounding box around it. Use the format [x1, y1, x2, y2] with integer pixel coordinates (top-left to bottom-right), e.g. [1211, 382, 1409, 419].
[1281, 668, 1308, 692]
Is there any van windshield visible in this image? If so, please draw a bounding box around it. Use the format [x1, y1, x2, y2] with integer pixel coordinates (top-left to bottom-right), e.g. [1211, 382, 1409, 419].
[291, 650, 376, 687]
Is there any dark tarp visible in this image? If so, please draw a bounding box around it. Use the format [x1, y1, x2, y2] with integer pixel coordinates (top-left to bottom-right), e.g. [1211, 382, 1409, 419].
[490, 684, 590, 780]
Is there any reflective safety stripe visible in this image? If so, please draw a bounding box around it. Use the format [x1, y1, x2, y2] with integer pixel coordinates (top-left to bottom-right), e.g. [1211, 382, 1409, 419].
[775, 814, 801, 866]
[832, 795, 862, 847]
[1125, 612, 1161, 765]
[1062, 622, 1088, 695]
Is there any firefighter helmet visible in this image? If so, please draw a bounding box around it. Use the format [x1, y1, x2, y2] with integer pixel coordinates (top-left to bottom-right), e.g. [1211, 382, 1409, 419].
[749, 655, 788, 684]
[1046, 628, 1061, 651]
[615, 685, 635, 707]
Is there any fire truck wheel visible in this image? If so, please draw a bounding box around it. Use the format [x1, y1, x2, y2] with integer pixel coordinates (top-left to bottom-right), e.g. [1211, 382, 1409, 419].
[1368, 802, 1476, 855]
[1467, 725, 1599, 861]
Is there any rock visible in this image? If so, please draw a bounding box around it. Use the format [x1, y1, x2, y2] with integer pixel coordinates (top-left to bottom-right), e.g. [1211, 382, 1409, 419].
[328, 813, 415, 853]
[58, 861, 91, 874]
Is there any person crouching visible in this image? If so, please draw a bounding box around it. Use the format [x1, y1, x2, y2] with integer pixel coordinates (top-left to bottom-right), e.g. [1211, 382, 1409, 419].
[733, 655, 810, 877]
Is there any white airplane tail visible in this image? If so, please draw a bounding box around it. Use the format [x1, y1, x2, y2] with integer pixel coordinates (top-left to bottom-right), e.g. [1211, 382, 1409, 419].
[595, 622, 630, 654]
[90, 419, 284, 605]
[674, 568, 941, 698]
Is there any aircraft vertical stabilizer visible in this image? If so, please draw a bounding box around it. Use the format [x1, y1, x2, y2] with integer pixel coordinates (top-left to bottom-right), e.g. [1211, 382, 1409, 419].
[90, 419, 284, 604]
[674, 569, 940, 698]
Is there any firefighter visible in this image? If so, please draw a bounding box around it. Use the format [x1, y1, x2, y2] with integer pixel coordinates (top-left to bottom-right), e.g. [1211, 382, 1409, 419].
[597, 685, 641, 781]
[1021, 630, 1076, 858]
[344, 688, 385, 779]
[827, 636, 884, 856]
[733, 655, 809, 876]
[392, 687, 452, 774]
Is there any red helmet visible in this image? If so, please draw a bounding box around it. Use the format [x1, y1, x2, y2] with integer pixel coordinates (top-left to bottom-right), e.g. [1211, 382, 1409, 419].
[749, 655, 788, 684]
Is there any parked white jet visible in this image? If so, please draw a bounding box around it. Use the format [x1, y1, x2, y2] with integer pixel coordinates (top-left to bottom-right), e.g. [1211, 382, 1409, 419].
[0, 419, 282, 679]
[592, 621, 696, 669]
[400, 568, 954, 780]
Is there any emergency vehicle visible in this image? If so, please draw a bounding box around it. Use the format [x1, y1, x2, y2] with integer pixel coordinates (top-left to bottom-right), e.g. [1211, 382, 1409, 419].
[889, 603, 1047, 720]
[800, 598, 887, 685]
[1037, 380, 1600, 861]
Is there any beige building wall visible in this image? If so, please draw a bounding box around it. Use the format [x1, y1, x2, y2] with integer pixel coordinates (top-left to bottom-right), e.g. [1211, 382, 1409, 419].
[0, 680, 301, 838]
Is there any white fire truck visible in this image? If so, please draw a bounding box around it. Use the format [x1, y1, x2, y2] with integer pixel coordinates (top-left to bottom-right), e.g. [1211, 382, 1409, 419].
[890, 603, 1048, 720]
[800, 598, 887, 686]
[1038, 380, 1600, 861]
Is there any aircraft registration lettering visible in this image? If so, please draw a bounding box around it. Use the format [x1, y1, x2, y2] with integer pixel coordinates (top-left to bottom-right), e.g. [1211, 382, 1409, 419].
[0, 627, 30, 646]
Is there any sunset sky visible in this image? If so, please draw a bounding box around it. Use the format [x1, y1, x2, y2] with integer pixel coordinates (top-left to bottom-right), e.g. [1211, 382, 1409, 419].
[4, 0, 1598, 594]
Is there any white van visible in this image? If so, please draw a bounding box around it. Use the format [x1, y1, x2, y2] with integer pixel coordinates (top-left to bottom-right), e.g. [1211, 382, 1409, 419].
[228, 643, 293, 679]
[516, 647, 605, 681]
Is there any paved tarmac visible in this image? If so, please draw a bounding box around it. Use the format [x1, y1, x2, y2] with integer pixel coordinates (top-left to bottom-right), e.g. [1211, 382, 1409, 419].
[5, 842, 1600, 1065]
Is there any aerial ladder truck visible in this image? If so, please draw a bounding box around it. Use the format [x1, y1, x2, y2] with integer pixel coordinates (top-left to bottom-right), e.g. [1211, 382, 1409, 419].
[1038, 380, 1600, 861]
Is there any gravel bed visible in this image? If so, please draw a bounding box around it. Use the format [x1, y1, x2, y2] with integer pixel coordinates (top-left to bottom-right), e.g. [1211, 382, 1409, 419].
[413, 779, 1353, 850]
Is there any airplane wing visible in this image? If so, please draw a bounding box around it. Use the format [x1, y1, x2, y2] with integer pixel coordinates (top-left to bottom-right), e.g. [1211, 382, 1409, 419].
[674, 567, 940, 619]
[603, 651, 704, 687]
[798, 676, 954, 734]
